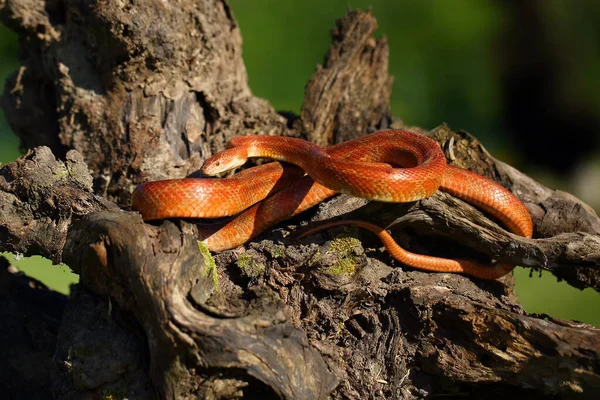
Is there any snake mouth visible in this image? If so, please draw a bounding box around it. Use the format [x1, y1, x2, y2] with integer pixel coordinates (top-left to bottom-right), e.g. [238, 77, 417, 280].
[202, 149, 249, 175]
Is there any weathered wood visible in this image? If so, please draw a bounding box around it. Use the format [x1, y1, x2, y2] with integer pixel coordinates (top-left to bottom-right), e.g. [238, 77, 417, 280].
[301, 10, 393, 147]
[1, 1, 599, 399]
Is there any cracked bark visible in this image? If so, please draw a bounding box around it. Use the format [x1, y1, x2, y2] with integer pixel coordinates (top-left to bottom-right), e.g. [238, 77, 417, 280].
[1, 1, 599, 399]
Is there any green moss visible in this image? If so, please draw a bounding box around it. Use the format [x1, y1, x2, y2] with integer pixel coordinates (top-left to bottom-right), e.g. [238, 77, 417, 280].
[197, 241, 219, 290]
[320, 233, 363, 276]
[328, 234, 362, 256]
[269, 245, 285, 259]
[53, 163, 70, 179]
[324, 255, 358, 275]
[236, 252, 265, 279]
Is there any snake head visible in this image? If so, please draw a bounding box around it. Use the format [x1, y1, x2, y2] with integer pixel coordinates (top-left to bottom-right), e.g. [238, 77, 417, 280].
[201, 147, 249, 175]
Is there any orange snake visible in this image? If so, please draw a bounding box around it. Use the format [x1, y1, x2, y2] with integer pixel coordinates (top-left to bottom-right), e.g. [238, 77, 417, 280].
[131, 130, 533, 279]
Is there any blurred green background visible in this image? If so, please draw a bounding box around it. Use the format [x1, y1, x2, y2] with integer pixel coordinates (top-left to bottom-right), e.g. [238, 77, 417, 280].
[1, 1, 599, 325]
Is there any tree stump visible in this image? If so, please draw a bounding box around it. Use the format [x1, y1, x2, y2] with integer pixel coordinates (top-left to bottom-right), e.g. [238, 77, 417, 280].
[1, 1, 599, 399]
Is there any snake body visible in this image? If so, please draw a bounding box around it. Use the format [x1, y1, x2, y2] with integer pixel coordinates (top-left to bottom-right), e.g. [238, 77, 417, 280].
[131, 130, 533, 279]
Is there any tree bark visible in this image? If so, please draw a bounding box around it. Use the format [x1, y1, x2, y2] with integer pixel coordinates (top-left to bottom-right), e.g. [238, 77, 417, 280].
[1, 1, 599, 399]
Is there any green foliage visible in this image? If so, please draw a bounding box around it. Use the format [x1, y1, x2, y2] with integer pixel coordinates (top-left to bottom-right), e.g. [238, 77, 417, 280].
[231, 0, 506, 149]
[1, 253, 79, 295]
[236, 251, 266, 279]
[514, 268, 600, 326]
